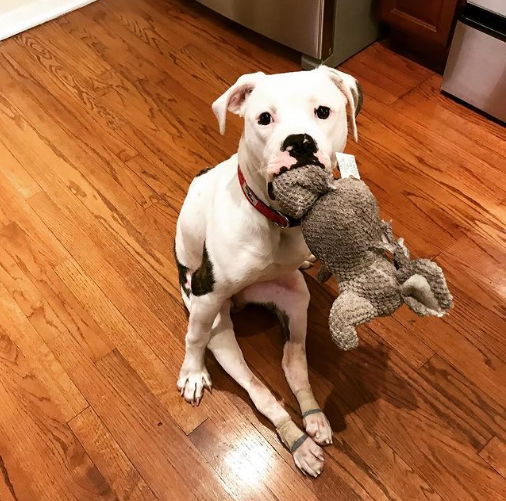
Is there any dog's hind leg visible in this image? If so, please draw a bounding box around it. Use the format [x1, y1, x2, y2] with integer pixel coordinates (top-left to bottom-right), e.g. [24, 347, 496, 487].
[234, 271, 333, 448]
[208, 299, 325, 477]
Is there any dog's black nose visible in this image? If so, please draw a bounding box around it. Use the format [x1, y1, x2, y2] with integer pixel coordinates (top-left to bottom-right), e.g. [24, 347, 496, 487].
[282, 134, 317, 157]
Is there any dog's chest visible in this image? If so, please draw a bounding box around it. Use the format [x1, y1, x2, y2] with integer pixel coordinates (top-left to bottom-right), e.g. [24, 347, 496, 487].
[258, 229, 309, 278]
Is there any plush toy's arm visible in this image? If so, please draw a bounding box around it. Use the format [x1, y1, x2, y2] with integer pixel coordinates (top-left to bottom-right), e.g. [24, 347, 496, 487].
[329, 292, 376, 351]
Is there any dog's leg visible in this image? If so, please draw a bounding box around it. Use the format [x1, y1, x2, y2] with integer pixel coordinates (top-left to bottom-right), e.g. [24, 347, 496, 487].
[177, 292, 223, 406]
[235, 271, 333, 447]
[209, 299, 325, 477]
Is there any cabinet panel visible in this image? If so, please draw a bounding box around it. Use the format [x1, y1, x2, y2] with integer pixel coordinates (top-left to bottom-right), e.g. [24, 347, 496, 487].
[379, 0, 461, 46]
[394, 0, 445, 27]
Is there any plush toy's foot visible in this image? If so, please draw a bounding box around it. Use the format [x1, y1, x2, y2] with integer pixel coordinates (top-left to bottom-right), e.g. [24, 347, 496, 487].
[293, 436, 325, 477]
[303, 411, 333, 446]
[177, 367, 212, 406]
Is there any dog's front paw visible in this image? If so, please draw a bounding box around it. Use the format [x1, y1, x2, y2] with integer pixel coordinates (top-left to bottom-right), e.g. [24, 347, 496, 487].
[304, 412, 333, 446]
[293, 437, 325, 477]
[177, 368, 212, 406]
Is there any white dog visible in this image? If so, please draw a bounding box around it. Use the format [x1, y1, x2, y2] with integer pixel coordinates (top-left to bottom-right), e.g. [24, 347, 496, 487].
[174, 66, 362, 477]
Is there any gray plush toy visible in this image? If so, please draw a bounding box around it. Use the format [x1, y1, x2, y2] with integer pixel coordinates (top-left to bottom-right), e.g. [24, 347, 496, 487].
[272, 165, 453, 351]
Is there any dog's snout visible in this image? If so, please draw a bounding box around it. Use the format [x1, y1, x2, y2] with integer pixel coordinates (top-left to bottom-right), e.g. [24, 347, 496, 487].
[282, 134, 317, 157]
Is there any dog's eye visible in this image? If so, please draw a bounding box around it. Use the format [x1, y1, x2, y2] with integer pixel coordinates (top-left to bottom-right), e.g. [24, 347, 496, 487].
[258, 112, 272, 125]
[315, 106, 330, 119]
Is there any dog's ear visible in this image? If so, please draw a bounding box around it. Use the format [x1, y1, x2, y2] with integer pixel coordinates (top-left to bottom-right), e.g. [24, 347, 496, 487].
[320, 66, 362, 142]
[212, 72, 265, 135]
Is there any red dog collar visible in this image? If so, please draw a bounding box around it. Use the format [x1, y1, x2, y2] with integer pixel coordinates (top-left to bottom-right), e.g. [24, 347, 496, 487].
[237, 165, 300, 229]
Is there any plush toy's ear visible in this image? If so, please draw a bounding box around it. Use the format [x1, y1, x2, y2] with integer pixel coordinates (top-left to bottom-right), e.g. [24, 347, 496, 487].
[399, 260, 453, 317]
[211, 72, 265, 135]
[320, 66, 362, 142]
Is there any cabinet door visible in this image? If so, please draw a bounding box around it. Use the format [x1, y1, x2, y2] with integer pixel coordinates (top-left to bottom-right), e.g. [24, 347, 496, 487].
[378, 0, 461, 46]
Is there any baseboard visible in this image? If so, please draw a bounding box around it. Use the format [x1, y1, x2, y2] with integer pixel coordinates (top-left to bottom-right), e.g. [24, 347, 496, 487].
[0, 0, 97, 41]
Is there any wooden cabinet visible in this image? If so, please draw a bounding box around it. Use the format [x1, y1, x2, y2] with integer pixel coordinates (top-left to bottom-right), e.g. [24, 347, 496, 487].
[377, 0, 465, 70]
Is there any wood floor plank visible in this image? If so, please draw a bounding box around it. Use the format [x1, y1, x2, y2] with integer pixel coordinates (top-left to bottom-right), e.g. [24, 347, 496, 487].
[0, 153, 69, 269]
[0, 39, 140, 162]
[12, 32, 123, 132]
[480, 437, 506, 479]
[26, 189, 206, 433]
[0, 287, 115, 501]
[340, 43, 434, 105]
[0, 237, 68, 343]
[69, 407, 159, 501]
[393, 257, 506, 404]
[359, 96, 506, 205]
[32, 19, 116, 94]
[54, 256, 206, 433]
[0, 221, 114, 362]
[0, 450, 39, 501]
[397, 73, 506, 146]
[70, 6, 168, 84]
[0, 206, 10, 228]
[337, 331, 506, 501]
[188, 419, 280, 501]
[440, 231, 506, 312]
[0, 282, 87, 422]
[56, 10, 165, 85]
[0, 50, 160, 213]
[0, 160, 41, 199]
[0, 384, 104, 501]
[0, 79, 179, 297]
[49, 337, 234, 501]
[419, 355, 506, 447]
[136, 0, 299, 72]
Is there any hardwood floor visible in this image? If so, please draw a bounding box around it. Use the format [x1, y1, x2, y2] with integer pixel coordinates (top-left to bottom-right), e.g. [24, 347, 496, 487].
[0, 0, 505, 499]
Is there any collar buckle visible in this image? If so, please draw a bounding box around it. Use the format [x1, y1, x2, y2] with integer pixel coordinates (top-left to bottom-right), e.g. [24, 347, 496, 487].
[272, 214, 291, 229]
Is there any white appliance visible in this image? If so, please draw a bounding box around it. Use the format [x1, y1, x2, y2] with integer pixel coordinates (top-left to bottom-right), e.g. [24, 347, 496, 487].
[194, 0, 379, 68]
[442, 1, 506, 122]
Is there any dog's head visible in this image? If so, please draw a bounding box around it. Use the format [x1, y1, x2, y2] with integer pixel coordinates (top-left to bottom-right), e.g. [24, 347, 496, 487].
[212, 66, 362, 191]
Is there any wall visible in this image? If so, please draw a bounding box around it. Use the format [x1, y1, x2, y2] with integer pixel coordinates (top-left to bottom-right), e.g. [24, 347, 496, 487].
[0, 0, 96, 41]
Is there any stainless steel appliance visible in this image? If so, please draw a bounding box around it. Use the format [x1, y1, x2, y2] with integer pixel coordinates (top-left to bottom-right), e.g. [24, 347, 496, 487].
[194, 0, 379, 68]
[442, 1, 506, 122]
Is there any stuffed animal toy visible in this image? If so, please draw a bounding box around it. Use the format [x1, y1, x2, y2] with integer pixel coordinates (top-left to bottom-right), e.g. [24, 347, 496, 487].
[271, 165, 453, 350]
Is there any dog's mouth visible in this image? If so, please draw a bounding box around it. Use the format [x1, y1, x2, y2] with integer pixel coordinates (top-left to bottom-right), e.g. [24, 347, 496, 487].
[268, 181, 276, 200]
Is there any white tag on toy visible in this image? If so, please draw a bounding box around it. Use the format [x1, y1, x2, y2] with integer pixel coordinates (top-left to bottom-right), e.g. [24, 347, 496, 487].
[336, 152, 360, 179]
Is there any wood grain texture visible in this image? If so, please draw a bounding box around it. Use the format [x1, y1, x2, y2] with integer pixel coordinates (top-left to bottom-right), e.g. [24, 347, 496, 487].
[0, 0, 505, 499]
[69, 406, 159, 501]
[480, 437, 506, 479]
